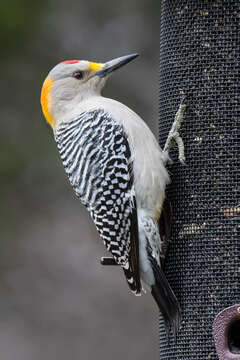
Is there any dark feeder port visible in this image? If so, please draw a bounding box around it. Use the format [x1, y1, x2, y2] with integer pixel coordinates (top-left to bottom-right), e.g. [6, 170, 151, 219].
[213, 305, 240, 360]
[228, 319, 240, 354]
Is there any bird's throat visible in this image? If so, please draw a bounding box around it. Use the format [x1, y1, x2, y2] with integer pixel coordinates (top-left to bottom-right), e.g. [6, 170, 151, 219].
[41, 76, 55, 127]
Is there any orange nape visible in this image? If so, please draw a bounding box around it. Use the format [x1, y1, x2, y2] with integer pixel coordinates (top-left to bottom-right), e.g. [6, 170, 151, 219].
[41, 76, 55, 127]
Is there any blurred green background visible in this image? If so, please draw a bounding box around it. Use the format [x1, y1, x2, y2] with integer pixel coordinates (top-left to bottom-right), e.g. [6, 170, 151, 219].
[0, 1, 160, 359]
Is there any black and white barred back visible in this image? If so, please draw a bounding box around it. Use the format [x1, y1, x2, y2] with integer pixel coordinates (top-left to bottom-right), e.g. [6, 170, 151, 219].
[55, 109, 141, 293]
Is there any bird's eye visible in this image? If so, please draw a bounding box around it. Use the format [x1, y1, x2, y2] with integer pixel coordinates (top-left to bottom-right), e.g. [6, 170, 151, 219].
[73, 71, 83, 80]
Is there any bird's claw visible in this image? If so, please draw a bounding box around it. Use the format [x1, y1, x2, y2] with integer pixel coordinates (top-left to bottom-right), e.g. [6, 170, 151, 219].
[180, 94, 186, 107]
[163, 97, 186, 166]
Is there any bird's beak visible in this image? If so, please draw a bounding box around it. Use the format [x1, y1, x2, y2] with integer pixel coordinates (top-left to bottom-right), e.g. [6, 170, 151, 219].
[93, 53, 139, 78]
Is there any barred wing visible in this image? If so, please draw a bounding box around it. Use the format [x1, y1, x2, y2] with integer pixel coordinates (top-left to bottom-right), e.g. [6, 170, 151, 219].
[55, 109, 141, 293]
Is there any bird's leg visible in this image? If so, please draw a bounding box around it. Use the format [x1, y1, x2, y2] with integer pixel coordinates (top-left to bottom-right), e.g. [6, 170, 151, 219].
[162, 98, 186, 165]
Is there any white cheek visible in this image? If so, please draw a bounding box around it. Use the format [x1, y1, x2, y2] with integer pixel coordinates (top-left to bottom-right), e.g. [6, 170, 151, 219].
[54, 79, 78, 101]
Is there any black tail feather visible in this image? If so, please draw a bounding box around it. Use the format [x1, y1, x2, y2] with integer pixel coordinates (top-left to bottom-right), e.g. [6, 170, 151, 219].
[150, 257, 181, 336]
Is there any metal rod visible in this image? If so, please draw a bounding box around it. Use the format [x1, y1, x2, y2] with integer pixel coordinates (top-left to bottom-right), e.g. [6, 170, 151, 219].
[100, 257, 119, 266]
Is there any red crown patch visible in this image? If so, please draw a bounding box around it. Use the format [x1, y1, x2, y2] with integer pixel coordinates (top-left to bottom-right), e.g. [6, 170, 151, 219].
[61, 60, 79, 64]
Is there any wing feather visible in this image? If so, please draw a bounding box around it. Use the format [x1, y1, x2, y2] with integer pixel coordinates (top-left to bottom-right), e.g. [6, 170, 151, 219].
[55, 109, 141, 293]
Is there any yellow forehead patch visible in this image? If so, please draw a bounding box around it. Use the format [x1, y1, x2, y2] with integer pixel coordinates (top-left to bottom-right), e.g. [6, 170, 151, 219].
[40, 76, 55, 128]
[89, 61, 104, 72]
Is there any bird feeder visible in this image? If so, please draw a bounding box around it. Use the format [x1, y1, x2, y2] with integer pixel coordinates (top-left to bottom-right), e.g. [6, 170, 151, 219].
[158, 0, 239, 358]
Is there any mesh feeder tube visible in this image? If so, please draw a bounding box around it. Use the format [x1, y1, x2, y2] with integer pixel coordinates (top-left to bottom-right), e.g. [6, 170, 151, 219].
[158, 1, 239, 359]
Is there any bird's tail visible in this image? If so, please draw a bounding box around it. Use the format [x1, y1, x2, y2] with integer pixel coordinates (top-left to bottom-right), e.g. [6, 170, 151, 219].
[139, 213, 181, 335]
[150, 254, 181, 336]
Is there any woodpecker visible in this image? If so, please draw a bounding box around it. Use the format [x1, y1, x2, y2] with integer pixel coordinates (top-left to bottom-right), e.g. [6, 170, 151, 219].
[40, 53, 185, 335]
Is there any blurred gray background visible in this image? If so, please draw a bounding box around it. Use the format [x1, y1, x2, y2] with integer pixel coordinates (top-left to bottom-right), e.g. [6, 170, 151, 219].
[1, 1, 160, 359]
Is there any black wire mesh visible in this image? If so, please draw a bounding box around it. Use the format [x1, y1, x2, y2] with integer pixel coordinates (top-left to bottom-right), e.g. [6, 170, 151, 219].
[158, 1, 239, 358]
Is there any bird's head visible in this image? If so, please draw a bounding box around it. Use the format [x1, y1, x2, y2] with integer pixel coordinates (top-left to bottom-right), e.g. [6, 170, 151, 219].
[40, 53, 138, 128]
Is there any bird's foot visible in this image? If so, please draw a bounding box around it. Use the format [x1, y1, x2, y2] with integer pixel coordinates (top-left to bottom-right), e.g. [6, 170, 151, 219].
[163, 97, 186, 165]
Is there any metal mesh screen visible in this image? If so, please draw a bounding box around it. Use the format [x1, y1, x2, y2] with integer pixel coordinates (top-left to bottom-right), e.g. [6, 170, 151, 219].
[158, 1, 239, 358]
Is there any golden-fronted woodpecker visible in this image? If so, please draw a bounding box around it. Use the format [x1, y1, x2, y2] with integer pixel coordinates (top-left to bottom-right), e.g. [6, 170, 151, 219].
[40, 54, 185, 335]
